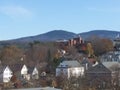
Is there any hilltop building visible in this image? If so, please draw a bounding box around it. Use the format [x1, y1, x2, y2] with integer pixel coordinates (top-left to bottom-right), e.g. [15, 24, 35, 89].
[113, 34, 120, 51]
[56, 36, 88, 53]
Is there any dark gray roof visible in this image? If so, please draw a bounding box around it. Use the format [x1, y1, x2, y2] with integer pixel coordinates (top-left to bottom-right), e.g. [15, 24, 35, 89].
[86, 63, 111, 74]
[9, 64, 24, 73]
[28, 67, 34, 74]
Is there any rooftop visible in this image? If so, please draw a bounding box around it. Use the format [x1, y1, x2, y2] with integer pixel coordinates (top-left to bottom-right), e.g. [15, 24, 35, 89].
[58, 60, 82, 68]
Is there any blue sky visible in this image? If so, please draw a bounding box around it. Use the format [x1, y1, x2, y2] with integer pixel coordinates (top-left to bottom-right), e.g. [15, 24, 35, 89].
[0, 0, 120, 40]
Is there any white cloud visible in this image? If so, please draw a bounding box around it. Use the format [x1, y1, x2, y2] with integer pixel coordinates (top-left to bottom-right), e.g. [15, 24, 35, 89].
[0, 5, 33, 19]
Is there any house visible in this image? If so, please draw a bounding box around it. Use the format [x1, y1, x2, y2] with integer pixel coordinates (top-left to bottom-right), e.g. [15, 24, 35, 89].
[85, 63, 111, 88]
[68, 36, 84, 46]
[21, 65, 39, 80]
[113, 34, 120, 51]
[21, 64, 29, 80]
[21, 64, 28, 75]
[56, 60, 84, 78]
[100, 51, 120, 62]
[3, 66, 13, 83]
[13, 64, 39, 81]
[102, 62, 120, 86]
[100, 51, 120, 85]
[31, 67, 39, 80]
[9, 63, 23, 76]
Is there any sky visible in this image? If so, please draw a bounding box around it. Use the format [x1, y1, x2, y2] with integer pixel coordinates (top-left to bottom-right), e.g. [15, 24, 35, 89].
[0, 0, 120, 40]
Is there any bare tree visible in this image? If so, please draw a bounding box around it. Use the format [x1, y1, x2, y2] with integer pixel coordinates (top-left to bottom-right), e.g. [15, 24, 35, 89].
[88, 36, 113, 56]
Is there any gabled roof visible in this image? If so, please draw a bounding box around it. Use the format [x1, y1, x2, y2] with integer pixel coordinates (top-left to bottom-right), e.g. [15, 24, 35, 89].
[27, 66, 39, 74]
[86, 63, 111, 74]
[28, 66, 34, 74]
[9, 63, 24, 73]
[0, 65, 12, 74]
[102, 62, 120, 71]
[4, 66, 13, 73]
[58, 60, 82, 68]
[21, 64, 28, 70]
[32, 67, 39, 75]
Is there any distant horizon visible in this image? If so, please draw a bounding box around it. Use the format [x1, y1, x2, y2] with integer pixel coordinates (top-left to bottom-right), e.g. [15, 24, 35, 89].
[1, 29, 120, 41]
[1, 0, 120, 40]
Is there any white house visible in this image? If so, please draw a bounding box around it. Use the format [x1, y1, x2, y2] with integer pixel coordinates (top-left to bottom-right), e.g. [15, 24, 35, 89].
[3, 66, 13, 83]
[21, 64, 28, 79]
[56, 60, 84, 78]
[21, 64, 28, 75]
[32, 67, 39, 80]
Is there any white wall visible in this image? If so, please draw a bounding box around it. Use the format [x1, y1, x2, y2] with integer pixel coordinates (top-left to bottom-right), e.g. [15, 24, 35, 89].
[21, 65, 28, 75]
[3, 66, 13, 83]
[32, 67, 38, 75]
[56, 67, 84, 78]
[68, 67, 84, 78]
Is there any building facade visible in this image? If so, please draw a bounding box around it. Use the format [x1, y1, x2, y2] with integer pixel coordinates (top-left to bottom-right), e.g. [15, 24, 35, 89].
[56, 60, 84, 78]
